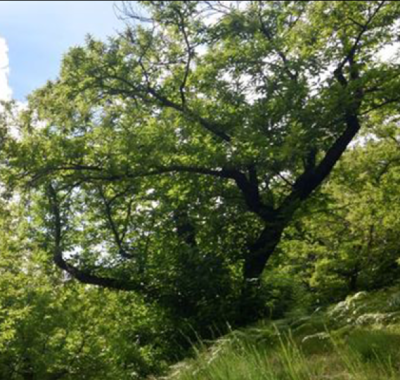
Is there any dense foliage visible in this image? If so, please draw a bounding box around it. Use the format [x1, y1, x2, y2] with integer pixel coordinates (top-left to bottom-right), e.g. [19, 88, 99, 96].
[281, 136, 400, 303]
[1, 1, 400, 378]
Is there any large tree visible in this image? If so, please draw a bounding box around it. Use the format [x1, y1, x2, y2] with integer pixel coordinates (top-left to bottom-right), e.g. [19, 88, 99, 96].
[8, 1, 400, 319]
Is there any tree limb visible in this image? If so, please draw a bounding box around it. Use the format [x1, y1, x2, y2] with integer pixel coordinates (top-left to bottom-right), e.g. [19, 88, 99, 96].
[47, 183, 141, 291]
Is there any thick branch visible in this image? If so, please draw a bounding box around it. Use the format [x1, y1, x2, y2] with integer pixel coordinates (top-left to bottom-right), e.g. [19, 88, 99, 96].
[230, 168, 276, 221]
[243, 217, 286, 280]
[277, 0, 384, 215]
[43, 163, 276, 223]
[280, 113, 362, 213]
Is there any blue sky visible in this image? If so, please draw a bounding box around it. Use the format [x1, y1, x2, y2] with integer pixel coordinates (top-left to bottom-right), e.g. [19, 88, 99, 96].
[0, 1, 125, 101]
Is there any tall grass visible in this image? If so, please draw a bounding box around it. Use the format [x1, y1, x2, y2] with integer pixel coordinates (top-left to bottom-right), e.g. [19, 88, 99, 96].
[166, 326, 400, 380]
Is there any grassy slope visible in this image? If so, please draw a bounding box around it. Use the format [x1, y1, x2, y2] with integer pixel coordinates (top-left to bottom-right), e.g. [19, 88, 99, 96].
[158, 286, 400, 380]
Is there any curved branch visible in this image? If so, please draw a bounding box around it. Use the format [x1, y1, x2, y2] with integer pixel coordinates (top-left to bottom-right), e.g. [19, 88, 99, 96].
[47, 184, 141, 291]
[277, 2, 388, 215]
[42, 163, 275, 222]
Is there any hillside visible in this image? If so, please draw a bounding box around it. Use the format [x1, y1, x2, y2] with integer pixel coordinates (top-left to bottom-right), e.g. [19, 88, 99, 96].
[161, 286, 400, 380]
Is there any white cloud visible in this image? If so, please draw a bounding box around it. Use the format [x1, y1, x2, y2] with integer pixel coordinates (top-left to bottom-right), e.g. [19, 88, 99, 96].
[0, 36, 12, 101]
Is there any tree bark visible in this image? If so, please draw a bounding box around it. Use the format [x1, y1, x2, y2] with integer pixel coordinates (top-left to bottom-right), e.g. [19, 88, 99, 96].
[243, 222, 286, 280]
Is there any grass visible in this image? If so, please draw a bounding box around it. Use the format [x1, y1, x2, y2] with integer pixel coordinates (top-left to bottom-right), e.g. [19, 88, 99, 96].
[158, 286, 400, 380]
[165, 328, 400, 380]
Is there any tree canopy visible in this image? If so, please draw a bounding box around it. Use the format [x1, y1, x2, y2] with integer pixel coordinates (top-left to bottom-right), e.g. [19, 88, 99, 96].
[5, 0, 400, 322]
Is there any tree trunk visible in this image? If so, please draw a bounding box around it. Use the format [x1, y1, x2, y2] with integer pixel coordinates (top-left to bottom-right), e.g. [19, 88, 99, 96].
[243, 224, 285, 280]
[238, 220, 286, 324]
